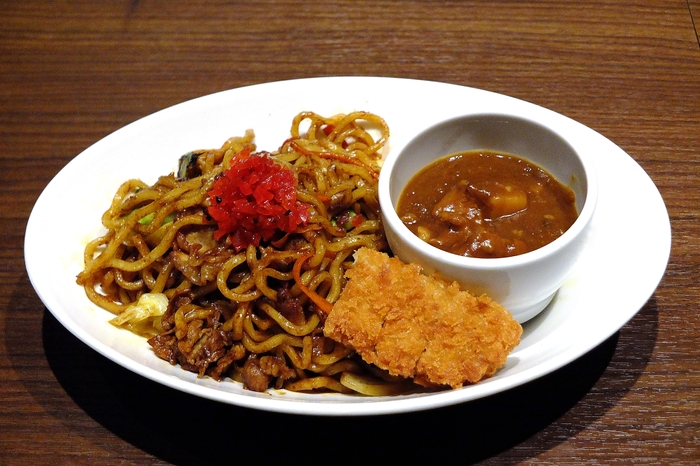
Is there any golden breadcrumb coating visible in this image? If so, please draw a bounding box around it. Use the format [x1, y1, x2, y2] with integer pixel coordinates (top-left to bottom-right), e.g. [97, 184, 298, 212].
[324, 248, 522, 388]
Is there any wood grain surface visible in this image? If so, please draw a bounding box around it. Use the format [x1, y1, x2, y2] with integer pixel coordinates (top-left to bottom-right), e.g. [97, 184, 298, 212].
[2, 1, 699, 464]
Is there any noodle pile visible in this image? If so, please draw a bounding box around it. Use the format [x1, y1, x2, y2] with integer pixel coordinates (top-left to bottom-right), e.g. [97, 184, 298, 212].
[77, 111, 412, 395]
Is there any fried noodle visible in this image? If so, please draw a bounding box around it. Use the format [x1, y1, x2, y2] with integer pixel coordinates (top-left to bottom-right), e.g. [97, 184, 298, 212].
[77, 111, 408, 395]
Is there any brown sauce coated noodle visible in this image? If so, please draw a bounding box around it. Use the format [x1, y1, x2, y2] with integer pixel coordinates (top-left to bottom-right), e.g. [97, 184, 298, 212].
[77, 111, 416, 396]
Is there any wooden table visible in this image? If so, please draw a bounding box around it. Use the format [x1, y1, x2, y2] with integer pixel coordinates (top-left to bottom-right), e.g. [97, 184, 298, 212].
[2, 1, 699, 464]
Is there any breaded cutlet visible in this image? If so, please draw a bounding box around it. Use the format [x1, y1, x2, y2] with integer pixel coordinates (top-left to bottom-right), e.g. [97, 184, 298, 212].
[324, 247, 522, 389]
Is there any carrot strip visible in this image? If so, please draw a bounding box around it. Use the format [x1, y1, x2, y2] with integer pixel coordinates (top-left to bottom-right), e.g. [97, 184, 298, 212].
[315, 193, 332, 203]
[293, 252, 334, 315]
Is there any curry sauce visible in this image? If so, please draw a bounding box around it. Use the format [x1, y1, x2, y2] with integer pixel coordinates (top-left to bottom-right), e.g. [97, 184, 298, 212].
[396, 150, 578, 258]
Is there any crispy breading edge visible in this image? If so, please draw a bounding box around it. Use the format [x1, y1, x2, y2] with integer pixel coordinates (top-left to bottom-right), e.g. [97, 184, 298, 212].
[323, 248, 522, 389]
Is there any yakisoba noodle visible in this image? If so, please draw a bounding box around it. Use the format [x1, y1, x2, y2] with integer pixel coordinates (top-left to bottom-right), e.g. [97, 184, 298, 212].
[77, 111, 414, 395]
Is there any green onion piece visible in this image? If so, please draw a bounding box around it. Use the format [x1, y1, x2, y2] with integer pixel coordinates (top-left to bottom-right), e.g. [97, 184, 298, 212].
[138, 213, 155, 225]
[137, 212, 175, 226]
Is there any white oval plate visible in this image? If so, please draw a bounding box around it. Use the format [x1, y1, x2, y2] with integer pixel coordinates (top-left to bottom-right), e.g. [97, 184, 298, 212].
[25, 77, 671, 416]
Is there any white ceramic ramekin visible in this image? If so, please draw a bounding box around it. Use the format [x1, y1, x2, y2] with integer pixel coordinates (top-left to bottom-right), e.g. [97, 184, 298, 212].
[379, 113, 597, 323]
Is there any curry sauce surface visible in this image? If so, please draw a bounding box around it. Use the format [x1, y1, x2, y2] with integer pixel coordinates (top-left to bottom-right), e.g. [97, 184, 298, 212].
[397, 151, 578, 258]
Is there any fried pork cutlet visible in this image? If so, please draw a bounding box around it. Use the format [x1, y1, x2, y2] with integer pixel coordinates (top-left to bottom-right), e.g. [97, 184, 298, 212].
[324, 248, 522, 389]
